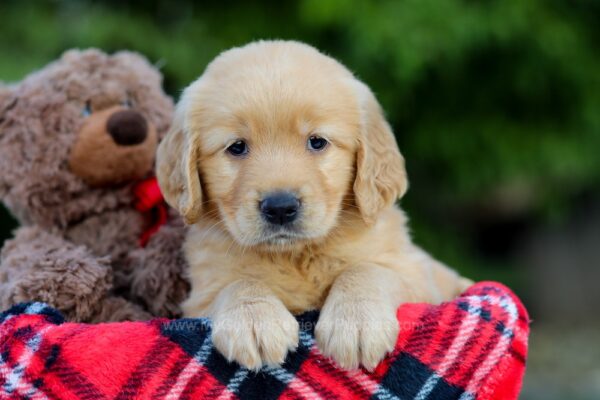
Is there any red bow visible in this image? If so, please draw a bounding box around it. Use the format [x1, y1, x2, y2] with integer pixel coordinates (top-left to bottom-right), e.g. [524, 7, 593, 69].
[133, 177, 168, 247]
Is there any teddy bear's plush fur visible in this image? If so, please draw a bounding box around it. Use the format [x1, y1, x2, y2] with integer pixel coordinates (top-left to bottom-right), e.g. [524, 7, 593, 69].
[0, 49, 189, 322]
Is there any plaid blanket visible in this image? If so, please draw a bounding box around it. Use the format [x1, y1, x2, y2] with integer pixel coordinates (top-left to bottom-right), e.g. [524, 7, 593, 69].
[0, 282, 529, 399]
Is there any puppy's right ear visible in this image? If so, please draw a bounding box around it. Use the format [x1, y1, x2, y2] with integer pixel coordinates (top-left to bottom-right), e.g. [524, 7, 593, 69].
[156, 98, 203, 224]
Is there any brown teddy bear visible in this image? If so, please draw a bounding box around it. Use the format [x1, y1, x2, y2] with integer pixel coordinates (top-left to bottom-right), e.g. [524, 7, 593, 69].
[0, 49, 189, 322]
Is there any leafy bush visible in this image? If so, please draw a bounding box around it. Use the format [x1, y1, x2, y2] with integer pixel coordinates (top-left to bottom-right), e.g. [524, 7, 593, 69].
[1, 0, 598, 286]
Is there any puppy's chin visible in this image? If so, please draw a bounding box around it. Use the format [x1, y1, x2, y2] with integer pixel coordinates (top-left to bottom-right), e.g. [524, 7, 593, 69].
[257, 236, 310, 253]
[225, 222, 333, 253]
[232, 230, 317, 253]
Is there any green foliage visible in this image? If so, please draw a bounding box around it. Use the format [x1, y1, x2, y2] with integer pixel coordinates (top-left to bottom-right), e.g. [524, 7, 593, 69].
[1, 0, 598, 287]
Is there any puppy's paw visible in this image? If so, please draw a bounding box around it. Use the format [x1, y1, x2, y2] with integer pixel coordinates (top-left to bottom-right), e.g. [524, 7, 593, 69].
[315, 298, 399, 371]
[211, 300, 299, 370]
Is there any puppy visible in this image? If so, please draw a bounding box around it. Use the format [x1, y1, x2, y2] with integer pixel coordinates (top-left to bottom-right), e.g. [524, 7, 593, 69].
[157, 40, 471, 371]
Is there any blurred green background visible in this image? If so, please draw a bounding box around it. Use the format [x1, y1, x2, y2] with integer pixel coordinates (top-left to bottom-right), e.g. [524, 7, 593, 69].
[1, 0, 599, 398]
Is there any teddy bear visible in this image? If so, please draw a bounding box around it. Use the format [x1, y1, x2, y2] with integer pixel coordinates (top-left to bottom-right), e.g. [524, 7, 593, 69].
[0, 49, 190, 322]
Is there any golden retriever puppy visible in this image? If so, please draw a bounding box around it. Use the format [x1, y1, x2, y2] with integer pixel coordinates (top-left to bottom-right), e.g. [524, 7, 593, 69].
[157, 40, 471, 371]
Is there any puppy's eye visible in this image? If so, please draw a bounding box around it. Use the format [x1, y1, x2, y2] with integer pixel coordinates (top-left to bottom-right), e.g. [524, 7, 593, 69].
[227, 140, 248, 157]
[307, 135, 328, 151]
[82, 101, 92, 117]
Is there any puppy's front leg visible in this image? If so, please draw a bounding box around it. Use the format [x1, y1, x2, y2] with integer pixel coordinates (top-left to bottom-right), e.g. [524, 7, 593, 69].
[209, 279, 299, 371]
[315, 264, 405, 371]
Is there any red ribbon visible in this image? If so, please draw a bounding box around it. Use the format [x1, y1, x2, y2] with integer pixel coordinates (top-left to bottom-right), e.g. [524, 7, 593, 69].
[133, 177, 168, 247]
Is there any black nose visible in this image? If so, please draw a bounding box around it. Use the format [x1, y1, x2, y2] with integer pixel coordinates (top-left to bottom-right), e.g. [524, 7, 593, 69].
[260, 192, 300, 225]
[106, 109, 148, 146]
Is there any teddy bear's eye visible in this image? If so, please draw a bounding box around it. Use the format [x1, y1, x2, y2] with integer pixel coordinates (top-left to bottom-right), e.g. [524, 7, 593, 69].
[122, 98, 134, 108]
[82, 101, 92, 117]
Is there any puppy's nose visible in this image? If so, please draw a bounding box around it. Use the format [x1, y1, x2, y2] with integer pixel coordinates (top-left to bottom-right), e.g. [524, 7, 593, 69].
[260, 192, 300, 225]
[106, 109, 148, 146]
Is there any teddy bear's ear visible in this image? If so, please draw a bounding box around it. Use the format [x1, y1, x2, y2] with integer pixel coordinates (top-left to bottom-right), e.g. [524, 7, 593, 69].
[113, 51, 163, 86]
[0, 84, 17, 198]
[0, 84, 16, 122]
[0, 84, 18, 139]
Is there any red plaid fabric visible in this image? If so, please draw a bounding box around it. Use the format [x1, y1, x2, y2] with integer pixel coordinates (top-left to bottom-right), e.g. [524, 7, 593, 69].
[0, 282, 529, 399]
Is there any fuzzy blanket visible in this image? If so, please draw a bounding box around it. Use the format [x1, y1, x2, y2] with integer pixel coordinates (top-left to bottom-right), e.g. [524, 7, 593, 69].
[0, 282, 529, 399]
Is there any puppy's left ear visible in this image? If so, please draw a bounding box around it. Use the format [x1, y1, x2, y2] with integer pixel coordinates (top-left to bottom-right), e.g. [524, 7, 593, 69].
[353, 81, 408, 224]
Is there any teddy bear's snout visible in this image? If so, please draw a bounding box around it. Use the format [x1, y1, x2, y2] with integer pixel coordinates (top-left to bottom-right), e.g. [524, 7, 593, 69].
[107, 109, 148, 146]
[68, 105, 158, 187]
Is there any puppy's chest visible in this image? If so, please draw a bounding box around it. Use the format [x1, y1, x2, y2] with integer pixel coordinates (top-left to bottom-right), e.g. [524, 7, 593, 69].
[262, 253, 348, 313]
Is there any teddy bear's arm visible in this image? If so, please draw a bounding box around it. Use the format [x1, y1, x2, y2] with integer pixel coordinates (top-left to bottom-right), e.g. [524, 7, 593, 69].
[127, 218, 190, 318]
[0, 225, 129, 322]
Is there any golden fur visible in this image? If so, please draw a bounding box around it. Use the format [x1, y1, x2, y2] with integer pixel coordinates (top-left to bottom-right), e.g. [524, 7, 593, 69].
[157, 40, 471, 371]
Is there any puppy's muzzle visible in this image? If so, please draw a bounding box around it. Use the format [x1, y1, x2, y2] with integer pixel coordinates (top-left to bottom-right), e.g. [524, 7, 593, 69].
[260, 192, 300, 226]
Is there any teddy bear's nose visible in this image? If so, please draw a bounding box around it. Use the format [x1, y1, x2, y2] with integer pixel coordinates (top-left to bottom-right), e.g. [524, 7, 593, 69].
[106, 109, 148, 146]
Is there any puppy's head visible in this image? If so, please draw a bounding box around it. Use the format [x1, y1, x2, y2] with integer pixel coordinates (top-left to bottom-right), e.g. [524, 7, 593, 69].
[157, 41, 407, 250]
